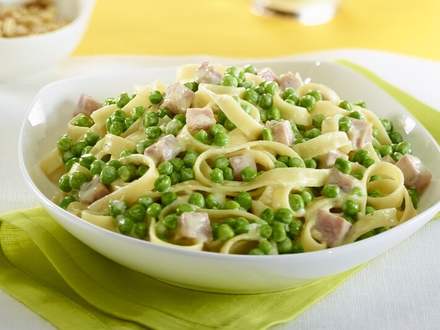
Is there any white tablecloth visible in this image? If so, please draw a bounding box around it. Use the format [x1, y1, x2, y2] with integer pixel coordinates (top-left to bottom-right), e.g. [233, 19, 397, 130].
[0, 49, 439, 330]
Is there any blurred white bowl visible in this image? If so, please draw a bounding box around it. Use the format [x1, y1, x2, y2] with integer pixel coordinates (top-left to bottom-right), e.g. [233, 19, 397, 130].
[19, 60, 440, 293]
[0, 0, 95, 81]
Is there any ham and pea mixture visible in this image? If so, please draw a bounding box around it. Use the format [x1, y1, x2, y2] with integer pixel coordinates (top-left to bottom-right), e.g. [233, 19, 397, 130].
[41, 63, 432, 255]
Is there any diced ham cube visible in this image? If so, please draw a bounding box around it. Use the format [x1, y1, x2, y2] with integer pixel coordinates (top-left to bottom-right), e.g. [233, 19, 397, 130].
[314, 209, 352, 247]
[197, 62, 222, 84]
[320, 150, 348, 168]
[78, 176, 110, 204]
[328, 168, 358, 192]
[176, 212, 212, 243]
[229, 153, 257, 180]
[395, 154, 432, 192]
[162, 83, 194, 114]
[267, 120, 294, 146]
[258, 67, 278, 82]
[186, 106, 216, 133]
[75, 94, 102, 116]
[348, 119, 373, 149]
[277, 72, 303, 91]
[144, 134, 183, 164]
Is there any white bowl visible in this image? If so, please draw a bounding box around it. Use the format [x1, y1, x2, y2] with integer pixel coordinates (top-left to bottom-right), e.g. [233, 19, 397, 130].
[0, 0, 95, 81]
[19, 61, 440, 293]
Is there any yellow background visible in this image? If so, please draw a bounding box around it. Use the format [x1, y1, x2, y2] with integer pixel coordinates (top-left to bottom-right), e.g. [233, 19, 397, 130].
[75, 0, 440, 59]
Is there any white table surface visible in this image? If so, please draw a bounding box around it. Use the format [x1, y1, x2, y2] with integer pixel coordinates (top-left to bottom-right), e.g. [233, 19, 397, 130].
[0, 49, 439, 330]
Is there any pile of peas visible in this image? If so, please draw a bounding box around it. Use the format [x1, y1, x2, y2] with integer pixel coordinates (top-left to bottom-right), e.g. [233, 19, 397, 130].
[378, 118, 411, 161]
[209, 156, 257, 183]
[193, 123, 229, 147]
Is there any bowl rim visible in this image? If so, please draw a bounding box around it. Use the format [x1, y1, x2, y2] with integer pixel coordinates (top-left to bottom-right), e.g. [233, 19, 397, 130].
[18, 60, 440, 262]
[0, 0, 95, 42]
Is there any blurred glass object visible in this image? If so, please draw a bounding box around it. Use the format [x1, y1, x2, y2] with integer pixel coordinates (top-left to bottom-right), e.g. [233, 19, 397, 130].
[253, 0, 340, 25]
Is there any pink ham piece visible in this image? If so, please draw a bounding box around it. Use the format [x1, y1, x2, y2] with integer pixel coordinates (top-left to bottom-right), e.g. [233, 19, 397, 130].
[320, 150, 348, 168]
[197, 62, 222, 84]
[348, 119, 373, 149]
[75, 94, 102, 116]
[258, 67, 278, 82]
[162, 83, 194, 114]
[395, 154, 432, 192]
[78, 176, 110, 204]
[277, 72, 303, 91]
[144, 134, 183, 164]
[229, 153, 257, 180]
[314, 209, 352, 247]
[186, 106, 216, 133]
[328, 168, 358, 192]
[267, 120, 294, 146]
[176, 212, 212, 243]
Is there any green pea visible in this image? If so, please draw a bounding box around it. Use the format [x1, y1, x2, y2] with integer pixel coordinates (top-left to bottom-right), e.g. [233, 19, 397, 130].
[57, 134, 73, 151]
[112, 109, 126, 119]
[157, 108, 169, 118]
[100, 165, 118, 185]
[222, 75, 239, 87]
[62, 151, 75, 163]
[235, 192, 252, 210]
[154, 175, 171, 192]
[224, 200, 240, 210]
[132, 222, 147, 239]
[304, 159, 317, 169]
[304, 128, 321, 139]
[71, 141, 88, 157]
[354, 100, 366, 108]
[216, 223, 235, 240]
[146, 203, 162, 218]
[177, 204, 196, 216]
[72, 114, 94, 127]
[277, 238, 293, 254]
[234, 217, 250, 234]
[136, 138, 154, 154]
[291, 241, 304, 253]
[125, 117, 135, 129]
[104, 97, 117, 105]
[138, 196, 154, 209]
[157, 192, 175, 206]
[194, 130, 209, 144]
[79, 154, 96, 169]
[301, 190, 313, 205]
[158, 161, 174, 175]
[392, 152, 403, 161]
[322, 184, 340, 198]
[298, 95, 315, 111]
[348, 111, 362, 119]
[65, 157, 78, 171]
[272, 221, 287, 242]
[131, 106, 145, 120]
[368, 189, 382, 197]
[161, 214, 177, 230]
[335, 158, 352, 174]
[278, 155, 290, 165]
[351, 187, 363, 196]
[210, 168, 224, 183]
[389, 131, 403, 144]
[127, 203, 146, 223]
[379, 144, 393, 157]
[225, 66, 240, 77]
[184, 81, 199, 92]
[116, 215, 133, 235]
[282, 88, 297, 101]
[289, 218, 303, 238]
[213, 131, 229, 146]
[119, 149, 133, 158]
[312, 114, 325, 129]
[274, 160, 287, 168]
[206, 194, 221, 209]
[380, 118, 393, 132]
[261, 128, 273, 141]
[260, 208, 274, 223]
[339, 100, 352, 111]
[339, 116, 352, 132]
[222, 167, 234, 181]
[249, 248, 264, 255]
[243, 64, 257, 74]
[183, 151, 198, 167]
[343, 199, 359, 217]
[288, 157, 304, 168]
[118, 164, 136, 182]
[107, 159, 122, 169]
[70, 171, 89, 190]
[165, 119, 184, 136]
[180, 167, 194, 181]
[258, 239, 273, 254]
[266, 107, 281, 120]
[83, 132, 99, 146]
[395, 141, 411, 155]
[274, 208, 293, 224]
[188, 192, 205, 208]
[145, 126, 162, 139]
[352, 149, 369, 163]
[174, 113, 187, 124]
[116, 93, 131, 108]
[365, 205, 376, 214]
[109, 120, 126, 136]
[289, 194, 304, 211]
[306, 90, 322, 101]
[59, 195, 76, 209]
[58, 174, 72, 192]
[213, 157, 228, 170]
[240, 166, 257, 182]
[259, 223, 272, 238]
[109, 200, 127, 217]
[223, 118, 236, 131]
[81, 146, 93, 156]
[351, 169, 364, 180]
[408, 188, 419, 208]
[137, 165, 148, 177]
[149, 90, 163, 104]
[259, 93, 273, 110]
[243, 88, 259, 105]
[171, 158, 184, 171]
[263, 81, 277, 95]
[143, 111, 159, 127]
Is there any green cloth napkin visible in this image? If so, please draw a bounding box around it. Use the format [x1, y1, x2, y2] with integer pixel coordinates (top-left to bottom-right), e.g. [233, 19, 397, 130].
[0, 61, 438, 330]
